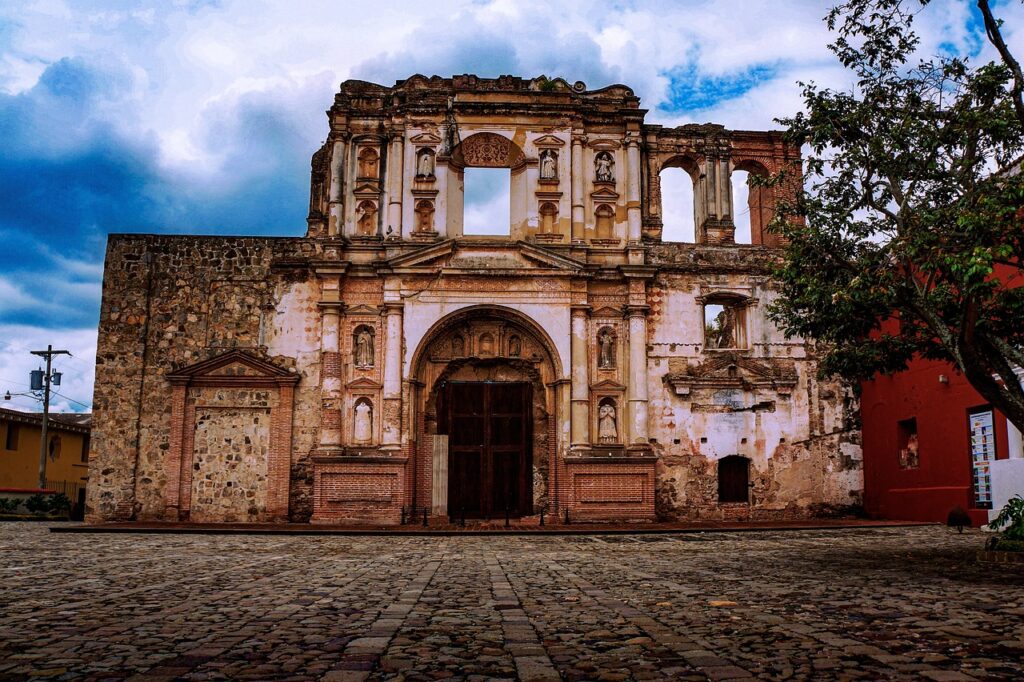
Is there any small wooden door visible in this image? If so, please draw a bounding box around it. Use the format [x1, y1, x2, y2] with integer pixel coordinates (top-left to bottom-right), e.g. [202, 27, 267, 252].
[718, 455, 751, 503]
[447, 381, 531, 518]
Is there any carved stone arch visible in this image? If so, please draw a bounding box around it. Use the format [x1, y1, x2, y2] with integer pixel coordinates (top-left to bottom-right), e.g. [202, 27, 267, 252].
[408, 305, 564, 518]
[449, 132, 527, 170]
[655, 154, 701, 242]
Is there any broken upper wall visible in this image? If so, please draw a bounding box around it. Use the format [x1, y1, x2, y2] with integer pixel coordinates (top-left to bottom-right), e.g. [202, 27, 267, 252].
[306, 74, 802, 250]
[643, 125, 802, 247]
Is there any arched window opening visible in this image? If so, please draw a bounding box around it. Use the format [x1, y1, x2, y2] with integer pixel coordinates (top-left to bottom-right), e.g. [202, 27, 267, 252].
[731, 170, 753, 244]
[703, 296, 748, 350]
[464, 168, 511, 236]
[718, 455, 750, 503]
[660, 166, 696, 242]
[731, 161, 772, 245]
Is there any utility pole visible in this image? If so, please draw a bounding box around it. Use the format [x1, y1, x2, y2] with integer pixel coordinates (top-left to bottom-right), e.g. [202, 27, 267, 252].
[30, 345, 70, 490]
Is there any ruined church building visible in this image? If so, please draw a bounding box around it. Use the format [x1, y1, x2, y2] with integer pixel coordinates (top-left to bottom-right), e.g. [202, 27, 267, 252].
[87, 75, 862, 524]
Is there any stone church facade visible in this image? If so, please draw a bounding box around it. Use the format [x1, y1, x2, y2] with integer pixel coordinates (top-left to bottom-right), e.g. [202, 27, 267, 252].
[86, 75, 862, 525]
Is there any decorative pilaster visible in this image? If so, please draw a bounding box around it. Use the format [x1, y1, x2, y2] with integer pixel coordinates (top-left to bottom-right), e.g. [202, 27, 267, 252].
[625, 133, 642, 244]
[571, 133, 586, 243]
[318, 301, 343, 450]
[382, 301, 404, 450]
[327, 135, 348, 237]
[570, 305, 590, 449]
[625, 304, 650, 448]
[386, 130, 404, 237]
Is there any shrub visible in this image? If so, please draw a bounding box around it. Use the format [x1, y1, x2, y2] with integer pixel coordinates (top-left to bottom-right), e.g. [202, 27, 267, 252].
[24, 494, 49, 514]
[946, 506, 972, 533]
[0, 498, 20, 513]
[990, 495, 1024, 541]
[47, 493, 71, 514]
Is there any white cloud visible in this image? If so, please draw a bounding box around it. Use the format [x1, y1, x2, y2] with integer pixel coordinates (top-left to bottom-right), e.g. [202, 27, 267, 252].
[0, 325, 97, 413]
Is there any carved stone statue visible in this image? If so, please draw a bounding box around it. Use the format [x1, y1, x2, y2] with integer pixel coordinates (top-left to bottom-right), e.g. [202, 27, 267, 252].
[540, 149, 557, 179]
[357, 201, 377, 236]
[599, 403, 617, 443]
[452, 335, 465, 356]
[598, 328, 615, 368]
[595, 151, 614, 182]
[508, 335, 521, 357]
[416, 150, 434, 177]
[714, 309, 735, 349]
[353, 400, 372, 443]
[354, 328, 374, 367]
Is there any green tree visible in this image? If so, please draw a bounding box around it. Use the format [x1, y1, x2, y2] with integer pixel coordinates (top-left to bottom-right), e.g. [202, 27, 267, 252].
[769, 0, 1024, 432]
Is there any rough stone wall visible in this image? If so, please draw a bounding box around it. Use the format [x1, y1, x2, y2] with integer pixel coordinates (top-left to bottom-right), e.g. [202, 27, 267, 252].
[87, 235, 322, 522]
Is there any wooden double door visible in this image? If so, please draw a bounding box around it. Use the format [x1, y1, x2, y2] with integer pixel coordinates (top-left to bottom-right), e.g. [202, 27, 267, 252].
[445, 381, 532, 519]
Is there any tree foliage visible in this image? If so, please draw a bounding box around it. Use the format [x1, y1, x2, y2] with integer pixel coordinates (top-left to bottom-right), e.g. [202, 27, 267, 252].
[769, 0, 1024, 432]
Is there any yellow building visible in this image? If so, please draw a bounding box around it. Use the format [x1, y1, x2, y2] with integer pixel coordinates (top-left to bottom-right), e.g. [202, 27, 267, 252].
[1, 407, 91, 517]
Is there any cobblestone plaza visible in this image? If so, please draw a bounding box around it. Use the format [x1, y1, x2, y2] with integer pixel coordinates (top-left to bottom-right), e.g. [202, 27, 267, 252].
[1, 524, 1022, 680]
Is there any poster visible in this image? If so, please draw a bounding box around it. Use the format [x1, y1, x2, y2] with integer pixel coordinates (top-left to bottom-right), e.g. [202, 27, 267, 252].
[969, 409, 995, 508]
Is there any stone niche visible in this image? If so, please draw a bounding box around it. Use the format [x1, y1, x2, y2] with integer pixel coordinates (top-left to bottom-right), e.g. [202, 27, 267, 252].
[162, 349, 299, 522]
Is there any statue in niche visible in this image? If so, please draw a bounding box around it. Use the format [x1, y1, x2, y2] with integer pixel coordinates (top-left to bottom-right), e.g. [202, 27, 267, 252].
[452, 334, 465, 357]
[508, 335, 521, 357]
[598, 328, 616, 368]
[416, 149, 435, 177]
[354, 328, 374, 367]
[539, 149, 557, 179]
[598, 402, 617, 443]
[358, 148, 379, 178]
[353, 399, 372, 443]
[595, 151, 615, 182]
[479, 333, 494, 356]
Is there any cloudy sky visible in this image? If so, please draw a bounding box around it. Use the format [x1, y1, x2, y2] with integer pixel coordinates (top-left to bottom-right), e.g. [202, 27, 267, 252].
[0, 0, 1018, 413]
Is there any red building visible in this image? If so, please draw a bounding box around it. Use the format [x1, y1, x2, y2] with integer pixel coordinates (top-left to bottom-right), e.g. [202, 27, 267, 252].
[862, 358, 1024, 527]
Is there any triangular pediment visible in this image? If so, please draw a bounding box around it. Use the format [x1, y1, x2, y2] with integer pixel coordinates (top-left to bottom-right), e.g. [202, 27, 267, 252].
[410, 132, 442, 145]
[384, 240, 585, 274]
[353, 181, 380, 196]
[345, 304, 379, 315]
[590, 187, 620, 201]
[663, 352, 797, 395]
[347, 377, 383, 390]
[167, 349, 297, 382]
[591, 379, 626, 391]
[533, 135, 565, 148]
[592, 306, 623, 319]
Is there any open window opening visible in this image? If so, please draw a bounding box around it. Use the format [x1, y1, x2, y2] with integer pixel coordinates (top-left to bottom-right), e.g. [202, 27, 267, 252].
[732, 161, 773, 245]
[703, 298, 748, 350]
[464, 167, 511, 236]
[897, 417, 919, 469]
[731, 170, 753, 244]
[660, 164, 697, 242]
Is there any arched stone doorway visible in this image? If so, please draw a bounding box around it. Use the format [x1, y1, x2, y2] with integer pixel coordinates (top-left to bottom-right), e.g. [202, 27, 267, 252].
[408, 306, 562, 519]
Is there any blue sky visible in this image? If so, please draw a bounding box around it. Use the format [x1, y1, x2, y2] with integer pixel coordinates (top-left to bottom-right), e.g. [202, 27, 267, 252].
[0, 0, 1015, 412]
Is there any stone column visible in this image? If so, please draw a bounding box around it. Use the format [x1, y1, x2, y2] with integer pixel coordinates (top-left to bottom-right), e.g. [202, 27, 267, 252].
[570, 305, 590, 448]
[318, 301, 343, 449]
[382, 302, 404, 450]
[625, 305, 649, 446]
[625, 134, 642, 244]
[571, 134, 586, 243]
[327, 136, 348, 237]
[387, 132, 404, 236]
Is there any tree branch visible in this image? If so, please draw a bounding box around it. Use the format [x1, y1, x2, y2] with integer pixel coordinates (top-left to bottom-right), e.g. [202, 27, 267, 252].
[978, 0, 1024, 126]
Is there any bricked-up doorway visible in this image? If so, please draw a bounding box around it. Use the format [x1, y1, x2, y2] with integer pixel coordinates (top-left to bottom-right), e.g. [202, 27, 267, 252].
[444, 381, 532, 519]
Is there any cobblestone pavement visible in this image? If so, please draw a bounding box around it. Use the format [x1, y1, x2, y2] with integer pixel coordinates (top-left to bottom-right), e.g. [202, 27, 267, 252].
[1, 524, 1022, 681]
